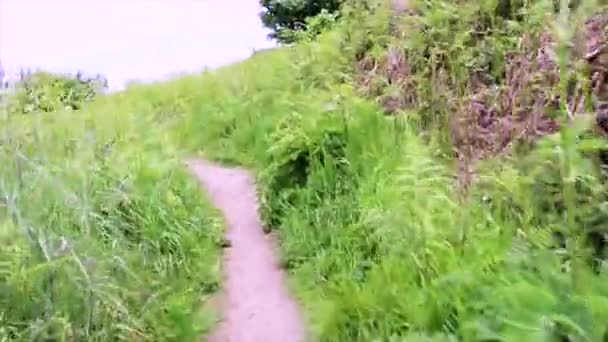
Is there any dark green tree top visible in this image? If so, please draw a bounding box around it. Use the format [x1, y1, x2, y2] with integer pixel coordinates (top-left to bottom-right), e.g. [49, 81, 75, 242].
[260, 0, 344, 43]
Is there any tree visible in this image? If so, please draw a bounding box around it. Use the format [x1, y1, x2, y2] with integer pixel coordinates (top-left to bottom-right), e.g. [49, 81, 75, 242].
[260, 0, 345, 43]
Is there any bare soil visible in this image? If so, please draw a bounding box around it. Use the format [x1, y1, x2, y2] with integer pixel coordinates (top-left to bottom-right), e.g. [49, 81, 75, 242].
[186, 159, 307, 342]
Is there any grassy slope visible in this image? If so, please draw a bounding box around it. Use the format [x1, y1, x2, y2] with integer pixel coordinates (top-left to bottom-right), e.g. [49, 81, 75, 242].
[0, 80, 224, 340]
[143, 3, 608, 339]
[4, 0, 608, 341]
[167, 2, 608, 341]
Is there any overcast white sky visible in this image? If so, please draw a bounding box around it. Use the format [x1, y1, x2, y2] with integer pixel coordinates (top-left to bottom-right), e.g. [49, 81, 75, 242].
[0, 0, 276, 90]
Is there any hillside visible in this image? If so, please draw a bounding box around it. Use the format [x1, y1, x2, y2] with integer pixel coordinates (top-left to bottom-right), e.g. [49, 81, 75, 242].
[3, 0, 608, 341]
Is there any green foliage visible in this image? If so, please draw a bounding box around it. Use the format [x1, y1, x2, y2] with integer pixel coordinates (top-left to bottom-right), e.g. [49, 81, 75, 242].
[168, 0, 608, 340]
[260, 0, 345, 43]
[4, 0, 608, 341]
[169, 42, 608, 338]
[0, 80, 222, 340]
[277, 9, 340, 43]
[9, 71, 106, 114]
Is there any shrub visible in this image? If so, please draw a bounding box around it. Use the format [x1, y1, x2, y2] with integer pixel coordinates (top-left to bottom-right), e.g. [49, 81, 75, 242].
[9, 71, 107, 114]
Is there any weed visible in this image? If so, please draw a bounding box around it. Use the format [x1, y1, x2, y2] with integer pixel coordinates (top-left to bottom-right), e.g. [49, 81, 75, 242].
[0, 78, 222, 340]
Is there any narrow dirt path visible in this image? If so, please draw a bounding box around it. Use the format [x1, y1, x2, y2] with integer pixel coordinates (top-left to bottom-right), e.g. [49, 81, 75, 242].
[186, 159, 307, 342]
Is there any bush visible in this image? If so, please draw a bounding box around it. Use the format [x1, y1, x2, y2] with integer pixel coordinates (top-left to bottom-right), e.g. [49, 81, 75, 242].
[10, 71, 107, 114]
[260, 0, 345, 43]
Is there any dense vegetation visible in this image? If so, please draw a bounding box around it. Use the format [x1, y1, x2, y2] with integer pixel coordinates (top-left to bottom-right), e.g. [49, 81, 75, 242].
[0, 72, 224, 340]
[9, 71, 107, 113]
[3, 0, 608, 341]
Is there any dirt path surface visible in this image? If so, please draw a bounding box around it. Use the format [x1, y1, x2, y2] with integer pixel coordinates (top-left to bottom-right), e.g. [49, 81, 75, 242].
[186, 159, 307, 342]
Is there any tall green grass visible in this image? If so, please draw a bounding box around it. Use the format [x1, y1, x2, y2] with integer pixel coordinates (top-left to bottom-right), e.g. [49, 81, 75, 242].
[165, 1, 608, 340]
[168, 56, 608, 340]
[0, 80, 223, 340]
